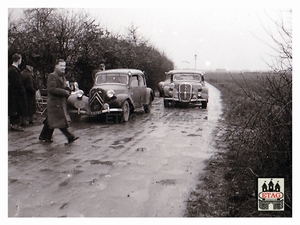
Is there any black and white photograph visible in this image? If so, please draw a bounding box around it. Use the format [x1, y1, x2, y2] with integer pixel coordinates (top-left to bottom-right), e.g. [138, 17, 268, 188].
[4, 0, 297, 223]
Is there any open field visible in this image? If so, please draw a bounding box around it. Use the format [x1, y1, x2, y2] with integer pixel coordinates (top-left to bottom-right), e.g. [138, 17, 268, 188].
[185, 71, 292, 217]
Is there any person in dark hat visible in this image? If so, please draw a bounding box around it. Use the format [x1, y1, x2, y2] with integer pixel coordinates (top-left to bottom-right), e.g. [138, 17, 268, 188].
[21, 61, 37, 125]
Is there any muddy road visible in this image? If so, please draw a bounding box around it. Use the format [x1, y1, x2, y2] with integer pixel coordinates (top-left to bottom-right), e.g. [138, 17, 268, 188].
[8, 83, 222, 217]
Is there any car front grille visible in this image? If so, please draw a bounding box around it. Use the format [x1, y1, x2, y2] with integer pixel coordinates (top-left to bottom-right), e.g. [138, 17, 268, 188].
[178, 83, 192, 101]
[89, 88, 105, 112]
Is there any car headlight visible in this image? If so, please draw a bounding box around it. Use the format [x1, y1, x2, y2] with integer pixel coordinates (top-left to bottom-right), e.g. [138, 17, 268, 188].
[106, 90, 115, 98]
[170, 83, 175, 90]
[76, 90, 84, 99]
[197, 84, 202, 92]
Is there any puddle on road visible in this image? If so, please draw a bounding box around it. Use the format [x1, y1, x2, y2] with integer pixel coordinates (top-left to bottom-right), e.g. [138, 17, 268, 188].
[62, 169, 84, 175]
[187, 134, 202, 137]
[40, 168, 54, 173]
[156, 179, 177, 186]
[59, 178, 70, 187]
[88, 160, 114, 165]
[110, 145, 125, 149]
[136, 147, 146, 152]
[59, 202, 68, 209]
[8, 150, 33, 157]
[112, 137, 133, 145]
[9, 178, 18, 183]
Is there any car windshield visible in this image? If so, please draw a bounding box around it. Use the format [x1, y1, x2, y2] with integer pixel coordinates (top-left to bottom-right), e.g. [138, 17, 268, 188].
[95, 74, 128, 85]
[173, 74, 201, 82]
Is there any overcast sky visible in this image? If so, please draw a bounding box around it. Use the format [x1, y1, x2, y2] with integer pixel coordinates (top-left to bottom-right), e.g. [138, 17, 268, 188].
[77, 8, 291, 71]
[7, 2, 294, 71]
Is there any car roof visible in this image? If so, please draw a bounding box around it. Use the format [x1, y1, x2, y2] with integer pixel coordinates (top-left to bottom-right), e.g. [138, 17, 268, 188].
[96, 68, 143, 76]
[167, 69, 205, 75]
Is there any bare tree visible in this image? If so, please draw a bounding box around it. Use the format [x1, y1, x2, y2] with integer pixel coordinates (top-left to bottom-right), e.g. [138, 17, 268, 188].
[258, 9, 292, 72]
[222, 9, 292, 216]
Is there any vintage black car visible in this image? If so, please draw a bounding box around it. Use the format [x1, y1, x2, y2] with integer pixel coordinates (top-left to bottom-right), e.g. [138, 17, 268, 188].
[67, 69, 154, 122]
[162, 70, 208, 108]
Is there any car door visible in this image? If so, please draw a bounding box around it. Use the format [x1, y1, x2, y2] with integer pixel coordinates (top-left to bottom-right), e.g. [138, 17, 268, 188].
[129, 75, 141, 108]
[139, 74, 147, 104]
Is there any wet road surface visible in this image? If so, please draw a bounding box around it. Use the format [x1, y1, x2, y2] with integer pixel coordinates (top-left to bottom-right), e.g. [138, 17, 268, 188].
[8, 83, 222, 217]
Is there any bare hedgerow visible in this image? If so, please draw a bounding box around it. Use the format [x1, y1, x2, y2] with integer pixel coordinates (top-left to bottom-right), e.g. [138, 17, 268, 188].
[223, 9, 292, 216]
[185, 10, 292, 217]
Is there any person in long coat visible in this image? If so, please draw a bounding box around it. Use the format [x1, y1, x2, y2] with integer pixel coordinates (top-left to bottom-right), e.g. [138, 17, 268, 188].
[39, 59, 79, 143]
[21, 63, 37, 125]
[8, 53, 27, 131]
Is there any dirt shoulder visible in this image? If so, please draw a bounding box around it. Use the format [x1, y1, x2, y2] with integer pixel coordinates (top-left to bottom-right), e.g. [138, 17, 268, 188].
[184, 121, 232, 217]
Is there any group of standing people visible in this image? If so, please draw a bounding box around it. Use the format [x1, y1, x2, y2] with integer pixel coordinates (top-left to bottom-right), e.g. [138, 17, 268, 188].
[8, 54, 79, 144]
[8, 54, 36, 131]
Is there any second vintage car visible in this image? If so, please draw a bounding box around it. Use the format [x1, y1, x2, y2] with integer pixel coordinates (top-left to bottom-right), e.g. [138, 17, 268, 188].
[162, 70, 208, 108]
[67, 69, 154, 122]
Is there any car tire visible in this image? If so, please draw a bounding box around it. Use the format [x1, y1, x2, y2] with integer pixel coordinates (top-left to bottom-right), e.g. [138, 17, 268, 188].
[144, 97, 152, 113]
[120, 100, 130, 122]
[202, 101, 207, 109]
[163, 100, 169, 107]
[69, 113, 81, 122]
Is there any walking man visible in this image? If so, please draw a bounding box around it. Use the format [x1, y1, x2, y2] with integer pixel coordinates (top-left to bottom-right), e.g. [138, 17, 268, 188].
[8, 53, 27, 131]
[39, 59, 79, 143]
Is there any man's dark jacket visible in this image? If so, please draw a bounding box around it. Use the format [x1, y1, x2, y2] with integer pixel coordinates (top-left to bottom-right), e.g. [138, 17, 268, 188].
[21, 68, 37, 117]
[8, 65, 27, 117]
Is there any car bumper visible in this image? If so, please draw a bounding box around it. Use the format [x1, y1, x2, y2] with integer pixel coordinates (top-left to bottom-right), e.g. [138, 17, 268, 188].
[68, 107, 123, 116]
[164, 97, 208, 102]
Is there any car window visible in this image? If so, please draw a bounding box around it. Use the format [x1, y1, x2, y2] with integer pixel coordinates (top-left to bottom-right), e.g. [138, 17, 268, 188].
[173, 74, 201, 82]
[96, 74, 128, 84]
[130, 76, 139, 87]
[139, 75, 146, 87]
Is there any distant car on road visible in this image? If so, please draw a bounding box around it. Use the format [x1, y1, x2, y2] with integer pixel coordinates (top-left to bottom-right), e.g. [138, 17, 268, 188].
[162, 70, 208, 108]
[67, 69, 154, 122]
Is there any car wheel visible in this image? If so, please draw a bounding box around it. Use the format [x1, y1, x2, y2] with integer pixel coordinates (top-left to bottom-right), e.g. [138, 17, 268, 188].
[121, 100, 130, 122]
[144, 97, 152, 113]
[69, 113, 81, 122]
[163, 100, 169, 107]
[170, 101, 176, 108]
[202, 101, 207, 109]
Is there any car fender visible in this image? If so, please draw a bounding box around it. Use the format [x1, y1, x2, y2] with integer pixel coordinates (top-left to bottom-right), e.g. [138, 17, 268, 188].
[67, 94, 89, 111]
[158, 81, 165, 90]
[112, 93, 133, 108]
[146, 88, 154, 103]
[201, 87, 209, 100]
[163, 85, 171, 96]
